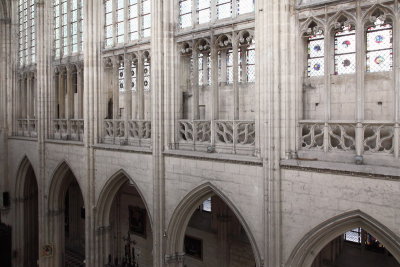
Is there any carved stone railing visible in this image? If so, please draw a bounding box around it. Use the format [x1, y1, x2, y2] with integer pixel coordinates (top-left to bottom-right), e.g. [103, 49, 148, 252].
[70, 119, 84, 141]
[52, 119, 84, 141]
[177, 120, 255, 155]
[16, 119, 37, 138]
[102, 119, 151, 148]
[299, 120, 399, 157]
[179, 120, 211, 143]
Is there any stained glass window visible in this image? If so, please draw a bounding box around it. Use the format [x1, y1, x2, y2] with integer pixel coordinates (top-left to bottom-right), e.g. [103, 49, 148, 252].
[180, 0, 192, 28]
[118, 62, 125, 92]
[307, 32, 324, 77]
[144, 57, 151, 91]
[19, 0, 36, 66]
[104, 0, 151, 48]
[54, 0, 83, 58]
[131, 61, 137, 91]
[366, 19, 393, 72]
[334, 25, 356, 75]
[344, 228, 362, 243]
[197, 0, 211, 24]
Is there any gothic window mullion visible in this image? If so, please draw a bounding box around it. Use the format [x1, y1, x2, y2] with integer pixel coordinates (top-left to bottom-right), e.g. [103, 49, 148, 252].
[112, 0, 117, 46]
[124, 0, 129, 44]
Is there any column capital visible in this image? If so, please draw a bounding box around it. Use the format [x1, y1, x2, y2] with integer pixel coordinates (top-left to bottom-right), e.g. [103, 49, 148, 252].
[66, 64, 75, 74]
[75, 62, 84, 73]
[103, 57, 113, 69]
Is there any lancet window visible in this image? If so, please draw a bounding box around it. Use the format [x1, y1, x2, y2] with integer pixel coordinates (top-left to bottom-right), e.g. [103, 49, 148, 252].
[306, 24, 324, 77]
[104, 0, 152, 48]
[18, 0, 36, 66]
[54, 0, 83, 58]
[366, 17, 393, 73]
[179, 0, 255, 29]
[334, 22, 356, 75]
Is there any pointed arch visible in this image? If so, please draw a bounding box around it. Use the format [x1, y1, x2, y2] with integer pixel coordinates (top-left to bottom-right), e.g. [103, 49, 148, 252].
[166, 182, 262, 267]
[48, 160, 84, 212]
[286, 210, 400, 267]
[15, 155, 38, 199]
[95, 169, 153, 229]
[300, 17, 325, 36]
[362, 4, 395, 24]
[327, 10, 357, 33]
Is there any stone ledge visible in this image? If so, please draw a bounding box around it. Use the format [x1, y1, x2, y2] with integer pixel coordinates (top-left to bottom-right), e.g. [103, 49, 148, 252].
[280, 159, 400, 180]
[8, 136, 37, 142]
[45, 139, 84, 146]
[296, 0, 352, 9]
[164, 150, 263, 166]
[92, 144, 152, 154]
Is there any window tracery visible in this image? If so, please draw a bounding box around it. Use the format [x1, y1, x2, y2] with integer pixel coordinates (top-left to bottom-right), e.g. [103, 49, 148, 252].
[54, 0, 83, 59]
[179, 0, 255, 29]
[104, 0, 152, 48]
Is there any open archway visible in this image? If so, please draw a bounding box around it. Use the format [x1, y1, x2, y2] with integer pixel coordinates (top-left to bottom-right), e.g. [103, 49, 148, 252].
[95, 170, 153, 266]
[14, 156, 39, 267]
[166, 183, 261, 267]
[48, 161, 85, 267]
[286, 210, 400, 267]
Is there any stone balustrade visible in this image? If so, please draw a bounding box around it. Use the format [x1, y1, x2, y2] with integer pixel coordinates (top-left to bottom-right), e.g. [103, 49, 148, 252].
[102, 119, 152, 148]
[16, 119, 37, 138]
[178, 120, 256, 155]
[299, 120, 399, 157]
[52, 119, 84, 141]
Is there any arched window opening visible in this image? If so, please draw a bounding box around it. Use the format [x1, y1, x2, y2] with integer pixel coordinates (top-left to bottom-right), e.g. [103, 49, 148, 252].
[312, 228, 400, 267]
[334, 19, 356, 75]
[18, 0, 36, 67]
[104, 179, 153, 266]
[238, 32, 255, 83]
[54, 0, 83, 59]
[305, 23, 324, 77]
[183, 195, 256, 266]
[366, 16, 393, 73]
[104, 0, 151, 48]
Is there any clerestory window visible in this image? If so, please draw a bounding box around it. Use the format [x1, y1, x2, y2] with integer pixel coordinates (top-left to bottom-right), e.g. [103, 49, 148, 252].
[18, 0, 36, 66]
[179, 0, 255, 29]
[104, 0, 152, 48]
[54, 0, 83, 59]
[366, 18, 393, 73]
